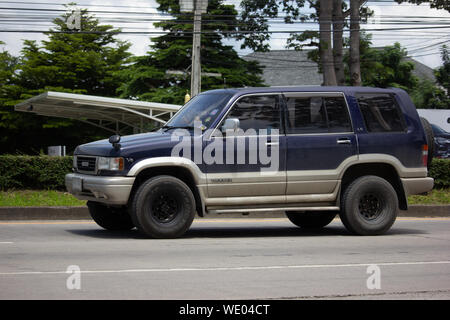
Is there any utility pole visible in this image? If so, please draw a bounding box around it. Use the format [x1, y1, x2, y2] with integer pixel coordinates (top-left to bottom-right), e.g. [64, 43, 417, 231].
[180, 0, 207, 98]
[191, 1, 202, 97]
[350, 0, 362, 86]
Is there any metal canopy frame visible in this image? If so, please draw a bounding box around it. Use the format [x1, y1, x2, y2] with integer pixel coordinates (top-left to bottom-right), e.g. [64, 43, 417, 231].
[15, 91, 182, 134]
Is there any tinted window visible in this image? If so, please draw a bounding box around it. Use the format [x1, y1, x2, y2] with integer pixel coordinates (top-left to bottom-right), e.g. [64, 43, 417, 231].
[356, 94, 406, 132]
[286, 95, 351, 134]
[225, 95, 280, 133]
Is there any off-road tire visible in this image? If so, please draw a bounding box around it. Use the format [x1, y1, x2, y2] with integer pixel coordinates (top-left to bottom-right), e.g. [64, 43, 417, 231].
[130, 175, 196, 238]
[340, 175, 398, 235]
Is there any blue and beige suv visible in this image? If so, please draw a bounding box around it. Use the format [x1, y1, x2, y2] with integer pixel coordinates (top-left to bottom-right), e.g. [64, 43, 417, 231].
[66, 86, 434, 238]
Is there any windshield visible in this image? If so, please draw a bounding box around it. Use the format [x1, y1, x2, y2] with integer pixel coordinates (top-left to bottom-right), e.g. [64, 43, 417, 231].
[165, 92, 232, 130]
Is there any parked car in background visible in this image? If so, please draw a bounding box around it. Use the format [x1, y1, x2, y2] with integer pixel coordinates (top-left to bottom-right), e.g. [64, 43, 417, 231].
[431, 123, 450, 159]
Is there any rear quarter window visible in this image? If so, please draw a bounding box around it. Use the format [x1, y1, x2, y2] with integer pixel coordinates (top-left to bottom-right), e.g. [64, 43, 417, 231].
[356, 93, 406, 133]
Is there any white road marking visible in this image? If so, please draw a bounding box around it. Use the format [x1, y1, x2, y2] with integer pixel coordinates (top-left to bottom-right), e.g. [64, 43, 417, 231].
[0, 242, 13, 244]
[0, 260, 449, 276]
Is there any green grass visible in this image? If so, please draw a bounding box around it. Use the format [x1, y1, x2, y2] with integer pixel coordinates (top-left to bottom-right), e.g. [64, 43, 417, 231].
[0, 188, 448, 207]
[0, 190, 86, 207]
[408, 188, 450, 205]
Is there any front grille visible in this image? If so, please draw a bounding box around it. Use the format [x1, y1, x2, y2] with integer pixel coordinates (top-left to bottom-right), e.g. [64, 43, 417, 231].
[76, 156, 96, 173]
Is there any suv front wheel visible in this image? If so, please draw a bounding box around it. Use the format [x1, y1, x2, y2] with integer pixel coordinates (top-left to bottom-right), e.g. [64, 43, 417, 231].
[340, 175, 398, 235]
[130, 175, 196, 238]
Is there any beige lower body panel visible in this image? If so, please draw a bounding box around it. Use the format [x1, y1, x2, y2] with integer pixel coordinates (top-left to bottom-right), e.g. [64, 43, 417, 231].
[205, 182, 341, 211]
[202, 156, 429, 214]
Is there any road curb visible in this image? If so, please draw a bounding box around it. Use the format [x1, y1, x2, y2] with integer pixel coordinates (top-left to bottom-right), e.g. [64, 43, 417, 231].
[0, 205, 449, 220]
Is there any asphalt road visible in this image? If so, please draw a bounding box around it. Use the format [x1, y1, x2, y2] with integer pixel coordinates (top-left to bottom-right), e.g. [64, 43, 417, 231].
[0, 217, 449, 300]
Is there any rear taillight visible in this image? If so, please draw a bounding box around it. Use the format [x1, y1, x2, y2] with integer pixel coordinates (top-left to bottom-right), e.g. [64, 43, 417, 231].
[422, 144, 428, 167]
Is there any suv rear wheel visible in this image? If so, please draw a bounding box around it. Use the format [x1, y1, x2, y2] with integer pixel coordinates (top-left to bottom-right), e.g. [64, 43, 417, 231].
[130, 175, 196, 238]
[286, 211, 337, 229]
[340, 175, 398, 235]
[87, 201, 135, 231]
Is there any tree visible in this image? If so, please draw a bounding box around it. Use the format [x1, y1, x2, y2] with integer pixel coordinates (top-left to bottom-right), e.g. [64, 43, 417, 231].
[237, 0, 371, 86]
[396, 0, 450, 12]
[411, 45, 450, 109]
[435, 45, 450, 94]
[0, 6, 133, 154]
[117, 0, 264, 105]
[333, 0, 345, 85]
[319, 0, 337, 85]
[411, 79, 449, 109]
[355, 41, 418, 90]
[17, 5, 131, 97]
[349, 0, 361, 86]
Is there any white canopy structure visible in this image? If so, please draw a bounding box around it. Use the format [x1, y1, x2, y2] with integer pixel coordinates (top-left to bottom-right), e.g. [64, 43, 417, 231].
[15, 91, 182, 134]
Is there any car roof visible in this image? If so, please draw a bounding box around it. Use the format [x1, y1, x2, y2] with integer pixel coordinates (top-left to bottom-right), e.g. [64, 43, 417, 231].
[202, 86, 405, 95]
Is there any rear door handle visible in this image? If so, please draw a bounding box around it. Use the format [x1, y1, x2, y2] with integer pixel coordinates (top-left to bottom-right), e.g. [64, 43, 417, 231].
[265, 142, 279, 146]
[337, 138, 351, 145]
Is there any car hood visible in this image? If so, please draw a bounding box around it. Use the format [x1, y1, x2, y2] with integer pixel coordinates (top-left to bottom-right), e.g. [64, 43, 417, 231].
[74, 131, 177, 157]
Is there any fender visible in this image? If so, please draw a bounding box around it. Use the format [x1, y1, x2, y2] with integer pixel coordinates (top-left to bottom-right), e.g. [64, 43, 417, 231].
[127, 156, 207, 184]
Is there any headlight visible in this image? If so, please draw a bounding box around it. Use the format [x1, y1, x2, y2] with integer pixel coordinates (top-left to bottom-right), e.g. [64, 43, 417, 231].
[97, 157, 124, 171]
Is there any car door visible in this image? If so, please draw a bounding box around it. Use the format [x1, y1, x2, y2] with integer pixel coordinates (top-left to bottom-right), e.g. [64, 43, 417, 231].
[205, 93, 286, 201]
[283, 92, 357, 202]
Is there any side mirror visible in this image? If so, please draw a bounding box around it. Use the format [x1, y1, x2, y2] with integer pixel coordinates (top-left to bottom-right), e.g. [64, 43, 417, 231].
[221, 118, 240, 133]
[109, 135, 121, 151]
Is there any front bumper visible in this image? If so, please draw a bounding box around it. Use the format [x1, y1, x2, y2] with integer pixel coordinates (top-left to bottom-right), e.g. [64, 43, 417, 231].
[65, 173, 135, 205]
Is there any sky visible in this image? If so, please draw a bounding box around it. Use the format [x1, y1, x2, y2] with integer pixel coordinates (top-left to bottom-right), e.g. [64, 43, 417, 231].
[0, 0, 449, 69]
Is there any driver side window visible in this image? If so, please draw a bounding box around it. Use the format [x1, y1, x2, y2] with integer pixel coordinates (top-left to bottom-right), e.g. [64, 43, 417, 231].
[224, 95, 281, 134]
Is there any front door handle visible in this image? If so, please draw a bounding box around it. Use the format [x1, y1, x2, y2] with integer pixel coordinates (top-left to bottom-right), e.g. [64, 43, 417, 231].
[337, 138, 351, 145]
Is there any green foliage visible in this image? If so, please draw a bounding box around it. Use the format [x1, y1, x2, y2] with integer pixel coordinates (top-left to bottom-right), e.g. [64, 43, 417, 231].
[409, 45, 450, 109]
[410, 78, 450, 109]
[396, 0, 450, 12]
[116, 0, 264, 105]
[0, 190, 86, 207]
[17, 6, 132, 96]
[0, 155, 73, 190]
[356, 41, 418, 90]
[0, 6, 132, 154]
[429, 159, 450, 188]
[435, 45, 450, 95]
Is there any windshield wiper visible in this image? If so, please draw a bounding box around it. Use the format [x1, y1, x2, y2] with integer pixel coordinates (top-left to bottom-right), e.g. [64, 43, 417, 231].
[161, 125, 202, 131]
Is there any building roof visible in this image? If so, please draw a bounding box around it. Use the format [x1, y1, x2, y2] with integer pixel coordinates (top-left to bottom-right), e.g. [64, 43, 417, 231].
[243, 50, 437, 86]
[243, 50, 323, 86]
[15, 91, 181, 134]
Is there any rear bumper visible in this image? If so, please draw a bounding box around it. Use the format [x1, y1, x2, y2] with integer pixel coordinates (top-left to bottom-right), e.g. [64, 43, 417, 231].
[65, 173, 135, 205]
[401, 177, 434, 195]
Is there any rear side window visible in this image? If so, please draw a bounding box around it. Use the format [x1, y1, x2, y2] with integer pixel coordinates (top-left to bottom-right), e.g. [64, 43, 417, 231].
[356, 94, 406, 132]
[285, 94, 352, 134]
